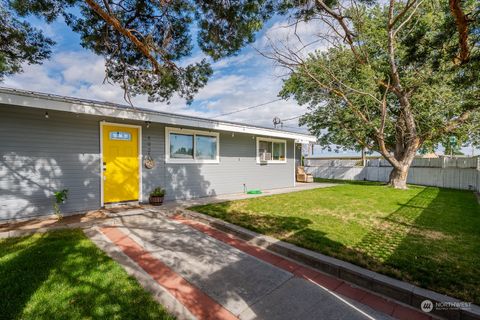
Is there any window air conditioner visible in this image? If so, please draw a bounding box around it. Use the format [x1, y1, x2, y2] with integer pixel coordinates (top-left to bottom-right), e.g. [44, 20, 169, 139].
[260, 152, 272, 162]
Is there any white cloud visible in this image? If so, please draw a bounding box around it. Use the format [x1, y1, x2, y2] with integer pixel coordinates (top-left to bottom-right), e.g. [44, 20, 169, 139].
[258, 18, 329, 53]
[3, 16, 314, 134]
[195, 75, 247, 101]
[211, 53, 256, 69]
[3, 48, 309, 133]
[57, 53, 105, 84]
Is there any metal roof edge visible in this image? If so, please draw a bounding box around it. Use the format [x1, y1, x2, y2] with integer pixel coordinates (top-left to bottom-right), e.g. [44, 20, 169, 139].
[0, 87, 317, 143]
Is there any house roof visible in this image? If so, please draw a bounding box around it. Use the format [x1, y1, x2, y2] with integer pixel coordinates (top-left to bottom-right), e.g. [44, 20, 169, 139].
[0, 87, 316, 143]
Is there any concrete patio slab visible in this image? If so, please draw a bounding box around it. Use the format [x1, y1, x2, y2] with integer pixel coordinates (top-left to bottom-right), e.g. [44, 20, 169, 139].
[115, 218, 293, 316]
[95, 213, 394, 320]
[239, 277, 384, 320]
[85, 227, 197, 320]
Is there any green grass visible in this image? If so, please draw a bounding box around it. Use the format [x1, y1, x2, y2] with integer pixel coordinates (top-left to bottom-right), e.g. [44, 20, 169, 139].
[0, 229, 174, 320]
[190, 182, 480, 304]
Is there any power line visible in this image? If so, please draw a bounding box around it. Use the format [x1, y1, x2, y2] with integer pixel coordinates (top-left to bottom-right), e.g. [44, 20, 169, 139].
[212, 98, 282, 119]
[282, 124, 305, 129]
[281, 114, 303, 122]
[280, 124, 309, 133]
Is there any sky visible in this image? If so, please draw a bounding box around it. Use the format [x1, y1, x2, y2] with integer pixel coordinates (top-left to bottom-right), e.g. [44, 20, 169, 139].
[3, 12, 475, 157]
[4, 15, 314, 131]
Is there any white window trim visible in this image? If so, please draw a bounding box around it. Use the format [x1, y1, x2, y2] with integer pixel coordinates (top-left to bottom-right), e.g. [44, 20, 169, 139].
[165, 127, 220, 164]
[256, 137, 287, 164]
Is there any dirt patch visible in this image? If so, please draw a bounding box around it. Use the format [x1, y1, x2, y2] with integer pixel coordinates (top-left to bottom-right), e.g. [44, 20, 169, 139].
[0, 209, 114, 232]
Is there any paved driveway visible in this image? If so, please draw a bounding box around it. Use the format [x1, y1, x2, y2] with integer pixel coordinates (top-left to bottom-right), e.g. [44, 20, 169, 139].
[92, 211, 394, 320]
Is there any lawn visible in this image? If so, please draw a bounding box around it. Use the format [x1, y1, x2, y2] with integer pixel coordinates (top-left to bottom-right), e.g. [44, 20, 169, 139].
[0, 229, 174, 320]
[190, 181, 480, 304]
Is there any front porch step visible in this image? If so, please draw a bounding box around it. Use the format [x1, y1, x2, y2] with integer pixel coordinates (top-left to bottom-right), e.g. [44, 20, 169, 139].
[104, 201, 139, 209]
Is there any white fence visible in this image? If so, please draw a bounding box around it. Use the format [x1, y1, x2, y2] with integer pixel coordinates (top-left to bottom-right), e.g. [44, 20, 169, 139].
[305, 156, 480, 192]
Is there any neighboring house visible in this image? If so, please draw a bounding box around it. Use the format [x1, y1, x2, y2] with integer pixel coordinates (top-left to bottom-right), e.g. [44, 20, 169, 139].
[0, 87, 316, 220]
[418, 152, 439, 159]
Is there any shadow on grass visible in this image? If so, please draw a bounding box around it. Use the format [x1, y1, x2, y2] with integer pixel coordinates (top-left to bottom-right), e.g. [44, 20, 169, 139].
[0, 230, 172, 320]
[313, 177, 385, 186]
[192, 187, 480, 304]
[0, 232, 59, 319]
[371, 188, 480, 303]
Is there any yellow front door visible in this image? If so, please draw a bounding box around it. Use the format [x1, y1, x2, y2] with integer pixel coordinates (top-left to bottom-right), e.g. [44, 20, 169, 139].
[102, 124, 139, 203]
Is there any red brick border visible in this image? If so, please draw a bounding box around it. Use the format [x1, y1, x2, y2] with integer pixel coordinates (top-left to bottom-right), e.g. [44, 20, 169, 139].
[171, 215, 432, 320]
[100, 227, 238, 320]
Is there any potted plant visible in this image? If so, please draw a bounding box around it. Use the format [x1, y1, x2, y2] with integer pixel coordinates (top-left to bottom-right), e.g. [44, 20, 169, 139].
[149, 187, 165, 206]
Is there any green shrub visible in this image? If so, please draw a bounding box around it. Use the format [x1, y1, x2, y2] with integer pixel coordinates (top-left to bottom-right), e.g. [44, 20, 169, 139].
[150, 187, 165, 197]
[53, 189, 68, 220]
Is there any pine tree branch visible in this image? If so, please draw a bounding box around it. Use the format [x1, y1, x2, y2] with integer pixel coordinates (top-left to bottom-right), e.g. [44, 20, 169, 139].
[449, 0, 471, 64]
[84, 0, 162, 73]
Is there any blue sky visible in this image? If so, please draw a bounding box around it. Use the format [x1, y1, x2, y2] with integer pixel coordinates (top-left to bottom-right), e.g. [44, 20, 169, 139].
[5, 14, 313, 131]
[3, 13, 475, 157]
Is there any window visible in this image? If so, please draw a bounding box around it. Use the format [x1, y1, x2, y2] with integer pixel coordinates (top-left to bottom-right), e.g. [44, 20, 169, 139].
[166, 127, 219, 163]
[170, 133, 193, 159]
[256, 137, 287, 163]
[109, 131, 132, 141]
[196, 135, 217, 160]
[272, 142, 286, 161]
[258, 141, 272, 160]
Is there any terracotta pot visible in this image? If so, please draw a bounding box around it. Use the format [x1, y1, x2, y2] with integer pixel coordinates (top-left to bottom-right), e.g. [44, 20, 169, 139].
[149, 195, 164, 206]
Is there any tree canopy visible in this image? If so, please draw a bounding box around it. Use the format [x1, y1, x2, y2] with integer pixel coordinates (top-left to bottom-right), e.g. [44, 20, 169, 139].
[1, 0, 275, 103]
[275, 0, 479, 188]
[0, 3, 54, 81]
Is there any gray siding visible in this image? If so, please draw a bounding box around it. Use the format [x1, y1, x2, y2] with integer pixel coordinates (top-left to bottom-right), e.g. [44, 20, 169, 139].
[0, 104, 295, 220]
[141, 123, 295, 201]
[163, 129, 295, 200]
[0, 105, 101, 220]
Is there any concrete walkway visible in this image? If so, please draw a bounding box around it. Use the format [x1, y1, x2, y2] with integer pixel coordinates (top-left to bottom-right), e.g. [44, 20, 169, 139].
[92, 212, 397, 320]
[160, 182, 336, 210]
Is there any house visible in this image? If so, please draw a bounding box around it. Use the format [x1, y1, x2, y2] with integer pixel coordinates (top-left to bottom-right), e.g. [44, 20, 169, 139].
[0, 87, 316, 221]
[418, 152, 439, 159]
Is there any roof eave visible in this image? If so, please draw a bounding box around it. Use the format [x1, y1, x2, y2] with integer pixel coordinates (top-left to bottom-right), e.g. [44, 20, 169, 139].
[0, 89, 317, 142]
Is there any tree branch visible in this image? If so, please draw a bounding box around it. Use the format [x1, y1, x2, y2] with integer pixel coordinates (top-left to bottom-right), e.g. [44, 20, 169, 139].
[393, 0, 425, 37]
[389, 0, 417, 28]
[315, 0, 365, 63]
[437, 110, 472, 138]
[449, 0, 471, 64]
[84, 0, 162, 73]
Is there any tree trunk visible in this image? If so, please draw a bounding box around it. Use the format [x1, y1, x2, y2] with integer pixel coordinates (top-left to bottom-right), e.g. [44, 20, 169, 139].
[389, 165, 409, 189]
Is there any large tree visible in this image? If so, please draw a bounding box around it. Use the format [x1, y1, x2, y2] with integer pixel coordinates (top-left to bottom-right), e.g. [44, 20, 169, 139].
[274, 0, 479, 188]
[2, 0, 275, 103]
[2, 0, 478, 189]
[0, 2, 54, 80]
